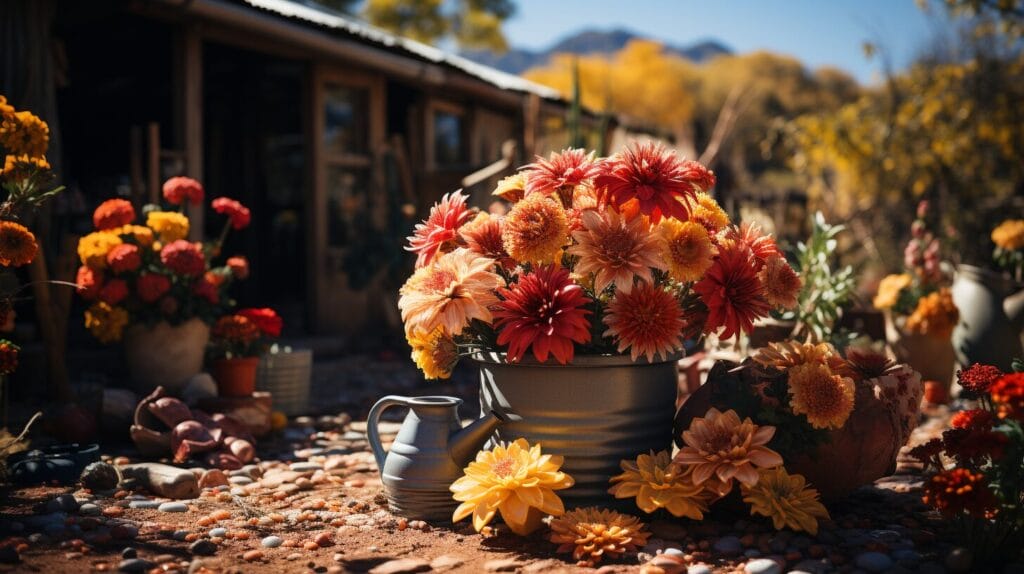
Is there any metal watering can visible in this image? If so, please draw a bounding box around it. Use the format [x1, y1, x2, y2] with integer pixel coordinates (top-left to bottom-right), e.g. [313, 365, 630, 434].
[366, 395, 508, 521]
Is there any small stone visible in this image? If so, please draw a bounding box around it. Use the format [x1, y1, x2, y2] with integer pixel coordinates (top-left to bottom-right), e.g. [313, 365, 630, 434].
[289, 462, 323, 472]
[158, 502, 188, 513]
[78, 503, 100, 516]
[855, 551, 894, 573]
[945, 547, 972, 573]
[121, 463, 199, 499]
[688, 565, 712, 574]
[121, 547, 137, 559]
[209, 528, 227, 538]
[791, 559, 829, 574]
[430, 555, 465, 571]
[745, 558, 782, 574]
[262, 536, 283, 548]
[198, 469, 229, 489]
[128, 500, 161, 509]
[368, 558, 431, 574]
[228, 476, 252, 486]
[188, 540, 217, 556]
[242, 549, 264, 562]
[744, 549, 762, 558]
[81, 461, 120, 491]
[484, 558, 524, 572]
[118, 558, 155, 572]
[713, 536, 743, 556]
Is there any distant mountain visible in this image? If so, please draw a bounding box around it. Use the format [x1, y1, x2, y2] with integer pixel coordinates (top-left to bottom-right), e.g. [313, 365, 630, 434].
[462, 28, 732, 75]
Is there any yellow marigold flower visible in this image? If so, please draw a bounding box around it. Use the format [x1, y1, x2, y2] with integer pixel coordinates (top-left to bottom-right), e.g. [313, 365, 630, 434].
[146, 211, 190, 242]
[502, 193, 568, 265]
[407, 326, 459, 380]
[608, 450, 710, 519]
[492, 172, 526, 203]
[905, 288, 958, 338]
[113, 224, 155, 247]
[450, 438, 574, 535]
[548, 507, 651, 567]
[658, 218, 715, 283]
[873, 273, 912, 309]
[675, 408, 783, 492]
[0, 110, 49, 157]
[787, 362, 856, 430]
[992, 219, 1024, 251]
[1, 154, 49, 180]
[84, 302, 130, 343]
[741, 467, 830, 535]
[689, 192, 730, 234]
[0, 220, 38, 267]
[77, 231, 123, 270]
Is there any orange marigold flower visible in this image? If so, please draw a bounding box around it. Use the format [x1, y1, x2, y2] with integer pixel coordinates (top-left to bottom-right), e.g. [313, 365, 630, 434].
[0, 220, 38, 267]
[162, 176, 204, 206]
[956, 363, 1003, 394]
[568, 208, 665, 294]
[658, 219, 714, 283]
[98, 279, 129, 305]
[990, 372, 1024, 421]
[502, 193, 568, 265]
[406, 191, 472, 268]
[608, 450, 710, 519]
[675, 408, 782, 492]
[786, 362, 856, 430]
[106, 243, 142, 274]
[693, 240, 770, 340]
[596, 141, 713, 223]
[493, 265, 591, 364]
[76, 266, 103, 300]
[1, 154, 50, 181]
[922, 468, 997, 517]
[136, 273, 171, 303]
[0, 339, 19, 376]
[407, 327, 459, 380]
[905, 288, 958, 338]
[211, 197, 251, 230]
[93, 199, 136, 231]
[603, 282, 685, 362]
[991, 219, 1024, 251]
[226, 256, 249, 280]
[873, 273, 912, 310]
[758, 255, 802, 309]
[0, 110, 49, 157]
[213, 315, 260, 345]
[399, 248, 503, 336]
[523, 148, 601, 204]
[160, 240, 205, 277]
[950, 409, 993, 431]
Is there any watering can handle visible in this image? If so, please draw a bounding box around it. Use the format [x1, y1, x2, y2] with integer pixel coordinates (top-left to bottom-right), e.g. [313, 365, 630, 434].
[366, 395, 410, 471]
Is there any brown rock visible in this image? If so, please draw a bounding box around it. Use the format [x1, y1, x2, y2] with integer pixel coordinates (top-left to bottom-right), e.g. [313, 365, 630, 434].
[485, 558, 523, 572]
[368, 558, 431, 574]
[198, 469, 229, 489]
[430, 555, 465, 571]
[120, 463, 199, 499]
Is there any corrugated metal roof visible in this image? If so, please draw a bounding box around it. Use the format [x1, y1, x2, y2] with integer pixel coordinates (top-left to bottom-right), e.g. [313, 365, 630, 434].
[241, 0, 563, 100]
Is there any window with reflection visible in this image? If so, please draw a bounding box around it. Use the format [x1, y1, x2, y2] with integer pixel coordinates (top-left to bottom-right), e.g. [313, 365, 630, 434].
[324, 85, 368, 155]
[433, 109, 467, 168]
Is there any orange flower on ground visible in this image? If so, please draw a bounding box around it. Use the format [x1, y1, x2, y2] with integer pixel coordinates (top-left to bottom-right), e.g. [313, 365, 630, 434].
[106, 243, 141, 274]
[873, 273, 912, 310]
[922, 468, 997, 517]
[76, 266, 103, 300]
[693, 240, 770, 340]
[492, 172, 527, 203]
[957, 363, 1003, 394]
[786, 362, 856, 430]
[523, 148, 601, 203]
[93, 199, 136, 231]
[226, 256, 249, 279]
[459, 212, 513, 268]
[136, 273, 171, 303]
[608, 451, 710, 519]
[162, 176, 204, 206]
[493, 265, 591, 364]
[0, 339, 19, 375]
[406, 191, 472, 268]
[450, 438, 574, 535]
[502, 193, 569, 265]
[548, 507, 651, 567]
[211, 197, 251, 230]
[0, 220, 37, 267]
[568, 208, 664, 294]
[991, 219, 1024, 251]
[758, 256, 802, 309]
[675, 408, 782, 492]
[596, 141, 713, 223]
[212, 315, 260, 345]
[904, 288, 958, 338]
[658, 219, 714, 283]
[741, 467, 830, 535]
[602, 283, 685, 362]
[407, 326, 459, 380]
[990, 373, 1024, 420]
[160, 240, 206, 277]
[398, 248, 503, 337]
[98, 279, 129, 305]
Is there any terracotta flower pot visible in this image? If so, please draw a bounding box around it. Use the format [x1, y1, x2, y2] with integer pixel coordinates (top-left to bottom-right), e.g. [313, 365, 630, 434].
[212, 357, 260, 398]
[884, 311, 955, 389]
[124, 319, 210, 395]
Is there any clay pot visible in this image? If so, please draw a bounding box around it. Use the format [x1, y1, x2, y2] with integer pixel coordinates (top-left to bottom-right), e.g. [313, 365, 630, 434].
[885, 311, 955, 389]
[212, 357, 260, 397]
[124, 319, 210, 394]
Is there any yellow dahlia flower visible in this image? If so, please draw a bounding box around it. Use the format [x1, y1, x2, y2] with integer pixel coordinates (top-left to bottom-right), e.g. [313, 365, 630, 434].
[992, 219, 1024, 251]
[873, 273, 912, 310]
[741, 467, 830, 535]
[406, 326, 459, 380]
[77, 231, 123, 270]
[608, 450, 710, 519]
[450, 438, 574, 535]
[675, 408, 782, 492]
[84, 302, 129, 343]
[501, 193, 568, 265]
[146, 211, 190, 242]
[787, 362, 856, 430]
[548, 507, 651, 567]
[657, 218, 715, 283]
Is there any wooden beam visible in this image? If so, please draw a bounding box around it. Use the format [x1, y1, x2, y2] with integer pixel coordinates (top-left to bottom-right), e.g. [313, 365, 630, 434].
[147, 122, 160, 204]
[182, 23, 204, 238]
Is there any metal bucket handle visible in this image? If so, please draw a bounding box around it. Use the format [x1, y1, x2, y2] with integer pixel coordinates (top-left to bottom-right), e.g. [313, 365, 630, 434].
[366, 395, 412, 471]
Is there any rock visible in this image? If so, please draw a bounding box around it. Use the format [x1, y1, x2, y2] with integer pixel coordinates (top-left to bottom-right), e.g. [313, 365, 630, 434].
[745, 558, 782, 574]
[368, 558, 431, 574]
[242, 549, 264, 562]
[289, 461, 323, 472]
[158, 502, 188, 513]
[118, 558, 155, 572]
[209, 528, 227, 538]
[484, 558, 524, 572]
[121, 463, 199, 499]
[688, 565, 712, 574]
[188, 540, 217, 556]
[945, 548, 972, 573]
[261, 536, 283, 548]
[81, 461, 120, 491]
[128, 500, 160, 509]
[78, 503, 100, 516]
[198, 469, 229, 489]
[121, 547, 137, 559]
[713, 536, 743, 556]
[181, 373, 218, 406]
[431, 555, 465, 571]
[855, 551, 894, 572]
[228, 476, 253, 485]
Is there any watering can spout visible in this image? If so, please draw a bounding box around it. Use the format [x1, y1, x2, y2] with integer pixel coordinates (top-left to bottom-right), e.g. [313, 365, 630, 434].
[448, 409, 513, 468]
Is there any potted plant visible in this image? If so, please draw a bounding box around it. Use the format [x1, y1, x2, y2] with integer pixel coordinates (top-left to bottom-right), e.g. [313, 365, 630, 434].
[76, 177, 252, 393]
[208, 308, 281, 398]
[397, 142, 802, 506]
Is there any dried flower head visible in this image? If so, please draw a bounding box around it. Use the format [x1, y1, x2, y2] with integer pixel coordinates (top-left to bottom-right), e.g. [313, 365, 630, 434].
[548, 507, 651, 567]
[741, 467, 830, 535]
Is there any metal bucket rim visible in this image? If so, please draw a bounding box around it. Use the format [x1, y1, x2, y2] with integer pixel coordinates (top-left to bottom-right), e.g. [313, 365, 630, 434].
[404, 395, 464, 407]
[468, 350, 683, 367]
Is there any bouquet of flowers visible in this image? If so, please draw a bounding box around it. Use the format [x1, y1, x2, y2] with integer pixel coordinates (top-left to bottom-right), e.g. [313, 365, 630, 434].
[991, 219, 1024, 282]
[209, 308, 283, 360]
[76, 177, 251, 343]
[399, 142, 802, 379]
[873, 200, 958, 339]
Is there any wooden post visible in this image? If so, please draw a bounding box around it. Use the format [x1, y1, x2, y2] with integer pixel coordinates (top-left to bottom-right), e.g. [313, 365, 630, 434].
[524, 93, 540, 158]
[182, 24, 204, 238]
[147, 122, 160, 204]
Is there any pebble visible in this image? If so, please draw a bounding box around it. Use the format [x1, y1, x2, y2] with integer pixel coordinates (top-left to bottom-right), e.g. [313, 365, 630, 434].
[261, 536, 283, 548]
[158, 502, 188, 513]
[121, 547, 137, 559]
[289, 462, 323, 472]
[228, 476, 253, 485]
[118, 558, 155, 572]
[791, 559, 830, 574]
[242, 549, 264, 562]
[484, 558, 524, 572]
[713, 536, 743, 556]
[745, 558, 782, 574]
[128, 500, 161, 509]
[945, 547, 972, 573]
[855, 551, 894, 572]
[198, 469, 229, 489]
[188, 540, 217, 556]
[78, 503, 101, 516]
[209, 528, 228, 538]
[688, 565, 712, 574]
[368, 558, 432, 574]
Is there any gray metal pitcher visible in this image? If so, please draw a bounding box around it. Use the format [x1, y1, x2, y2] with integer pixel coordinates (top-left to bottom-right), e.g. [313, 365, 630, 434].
[366, 395, 507, 521]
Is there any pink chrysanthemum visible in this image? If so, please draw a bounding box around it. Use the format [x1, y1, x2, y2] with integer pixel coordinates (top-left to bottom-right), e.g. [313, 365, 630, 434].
[406, 191, 473, 268]
[595, 141, 714, 223]
[398, 248, 504, 336]
[603, 282, 686, 362]
[758, 255, 802, 309]
[693, 241, 770, 340]
[493, 265, 592, 364]
[523, 148, 601, 200]
[568, 208, 665, 294]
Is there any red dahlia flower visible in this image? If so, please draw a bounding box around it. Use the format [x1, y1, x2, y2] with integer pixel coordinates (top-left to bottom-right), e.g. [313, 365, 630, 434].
[950, 409, 993, 431]
[493, 265, 592, 364]
[137, 273, 171, 303]
[106, 243, 142, 274]
[160, 240, 206, 277]
[93, 199, 136, 230]
[725, 222, 781, 265]
[405, 191, 472, 268]
[693, 241, 770, 340]
[211, 197, 251, 230]
[163, 176, 205, 206]
[523, 148, 601, 197]
[595, 141, 714, 223]
[237, 308, 283, 338]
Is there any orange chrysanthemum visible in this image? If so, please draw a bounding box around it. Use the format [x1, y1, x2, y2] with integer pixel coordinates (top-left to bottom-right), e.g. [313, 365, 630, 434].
[76, 266, 103, 300]
[459, 212, 513, 268]
[106, 243, 142, 274]
[689, 192, 730, 234]
[950, 409, 994, 431]
[568, 208, 665, 294]
[523, 148, 601, 202]
[502, 193, 569, 265]
[725, 222, 780, 265]
[658, 219, 714, 283]
[905, 288, 958, 338]
[786, 362, 856, 430]
[93, 199, 136, 231]
[603, 282, 685, 362]
[758, 255, 802, 309]
[751, 340, 854, 378]
[675, 408, 782, 493]
[162, 176, 204, 206]
[608, 451, 710, 519]
[0, 154, 49, 181]
[398, 248, 503, 336]
[407, 326, 459, 380]
[0, 221, 38, 267]
[741, 467, 830, 535]
[596, 141, 713, 223]
[548, 507, 650, 567]
[406, 191, 472, 268]
[693, 240, 770, 340]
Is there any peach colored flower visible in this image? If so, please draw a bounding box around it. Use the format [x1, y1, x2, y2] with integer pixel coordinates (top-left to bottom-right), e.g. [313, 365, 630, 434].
[492, 173, 527, 203]
[603, 282, 685, 362]
[398, 248, 504, 336]
[758, 255, 802, 309]
[658, 218, 715, 283]
[502, 193, 569, 265]
[787, 362, 856, 430]
[568, 208, 664, 294]
[406, 191, 472, 268]
[675, 408, 782, 489]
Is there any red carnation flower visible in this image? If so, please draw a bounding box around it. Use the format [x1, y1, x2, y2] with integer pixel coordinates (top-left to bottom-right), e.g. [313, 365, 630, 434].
[493, 265, 592, 364]
[163, 176, 204, 206]
[76, 266, 103, 300]
[98, 279, 129, 305]
[693, 240, 770, 340]
[160, 240, 206, 277]
[192, 275, 219, 304]
[211, 197, 251, 230]
[956, 363, 1003, 394]
[990, 372, 1024, 421]
[922, 468, 997, 517]
[137, 273, 171, 303]
[523, 148, 601, 197]
[595, 141, 714, 222]
[93, 199, 136, 230]
[950, 409, 993, 431]
[237, 308, 283, 337]
[226, 256, 249, 280]
[106, 243, 142, 274]
[405, 191, 471, 268]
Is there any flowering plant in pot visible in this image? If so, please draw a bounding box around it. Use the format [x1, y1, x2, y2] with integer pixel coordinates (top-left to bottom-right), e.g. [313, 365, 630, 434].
[75, 177, 253, 393]
[398, 141, 801, 504]
[208, 308, 282, 398]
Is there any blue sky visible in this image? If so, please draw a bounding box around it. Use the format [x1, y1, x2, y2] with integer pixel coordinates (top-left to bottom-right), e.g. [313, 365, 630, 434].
[502, 0, 955, 84]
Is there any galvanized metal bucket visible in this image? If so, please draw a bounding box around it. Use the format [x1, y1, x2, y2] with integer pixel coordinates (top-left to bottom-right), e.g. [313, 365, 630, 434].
[473, 351, 682, 508]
